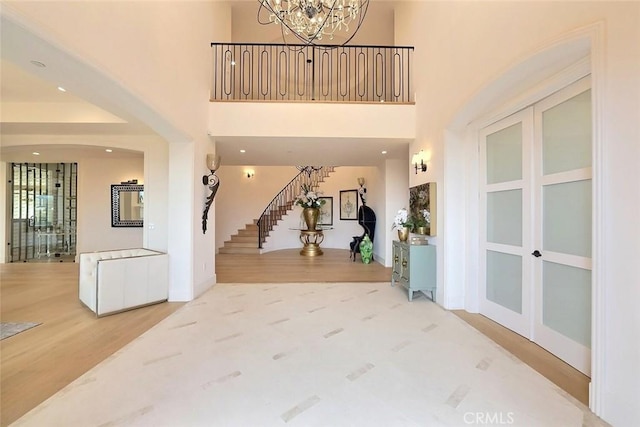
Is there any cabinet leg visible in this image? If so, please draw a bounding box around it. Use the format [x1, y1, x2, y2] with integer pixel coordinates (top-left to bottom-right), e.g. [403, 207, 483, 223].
[408, 290, 413, 302]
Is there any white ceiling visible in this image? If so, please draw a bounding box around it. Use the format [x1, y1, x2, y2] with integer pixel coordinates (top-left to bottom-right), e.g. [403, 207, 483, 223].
[214, 135, 409, 166]
[0, 143, 144, 163]
[0, 4, 409, 166]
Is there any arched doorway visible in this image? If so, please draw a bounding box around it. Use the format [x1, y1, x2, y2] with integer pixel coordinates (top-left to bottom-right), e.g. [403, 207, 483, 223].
[443, 24, 604, 410]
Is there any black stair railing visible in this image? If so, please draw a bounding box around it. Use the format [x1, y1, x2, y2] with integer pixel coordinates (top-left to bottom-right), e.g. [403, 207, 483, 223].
[211, 43, 414, 103]
[256, 167, 335, 249]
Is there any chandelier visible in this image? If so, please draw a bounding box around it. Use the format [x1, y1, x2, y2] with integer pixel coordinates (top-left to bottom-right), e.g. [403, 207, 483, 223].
[258, 0, 370, 45]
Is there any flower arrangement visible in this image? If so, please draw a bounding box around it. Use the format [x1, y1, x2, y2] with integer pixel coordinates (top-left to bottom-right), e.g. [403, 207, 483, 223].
[393, 208, 431, 231]
[392, 208, 411, 229]
[412, 209, 431, 228]
[294, 184, 326, 209]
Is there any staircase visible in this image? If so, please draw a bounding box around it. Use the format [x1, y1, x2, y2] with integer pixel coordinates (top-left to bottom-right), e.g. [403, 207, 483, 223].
[218, 167, 334, 254]
[218, 221, 262, 255]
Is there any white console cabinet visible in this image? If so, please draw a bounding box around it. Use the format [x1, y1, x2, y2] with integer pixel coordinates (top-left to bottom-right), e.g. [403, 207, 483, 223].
[391, 240, 436, 301]
[79, 248, 168, 317]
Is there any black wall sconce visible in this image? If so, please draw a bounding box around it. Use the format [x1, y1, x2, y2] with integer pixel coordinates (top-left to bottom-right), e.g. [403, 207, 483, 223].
[412, 150, 427, 174]
[202, 154, 221, 234]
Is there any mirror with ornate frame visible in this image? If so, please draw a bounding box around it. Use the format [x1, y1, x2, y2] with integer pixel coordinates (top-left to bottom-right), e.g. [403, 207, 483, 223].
[111, 184, 144, 227]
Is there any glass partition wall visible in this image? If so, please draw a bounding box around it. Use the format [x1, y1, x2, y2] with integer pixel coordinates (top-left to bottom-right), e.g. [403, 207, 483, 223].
[9, 163, 78, 262]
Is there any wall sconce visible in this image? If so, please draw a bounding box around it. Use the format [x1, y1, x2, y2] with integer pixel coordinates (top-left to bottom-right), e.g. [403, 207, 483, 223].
[202, 154, 221, 234]
[245, 169, 255, 179]
[412, 150, 427, 174]
[357, 177, 367, 205]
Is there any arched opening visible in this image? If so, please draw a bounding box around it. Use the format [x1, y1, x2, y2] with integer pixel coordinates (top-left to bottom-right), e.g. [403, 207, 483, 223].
[442, 23, 603, 411]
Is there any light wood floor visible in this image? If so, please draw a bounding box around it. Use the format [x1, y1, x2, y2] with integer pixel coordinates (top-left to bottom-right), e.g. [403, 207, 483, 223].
[215, 248, 393, 283]
[0, 263, 184, 427]
[1, 249, 589, 426]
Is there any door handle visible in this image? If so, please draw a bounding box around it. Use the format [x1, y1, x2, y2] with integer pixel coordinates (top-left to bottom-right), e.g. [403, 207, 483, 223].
[531, 250, 542, 258]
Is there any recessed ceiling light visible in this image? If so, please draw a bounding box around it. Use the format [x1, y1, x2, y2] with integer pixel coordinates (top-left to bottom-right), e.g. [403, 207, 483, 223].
[57, 86, 66, 92]
[105, 149, 113, 153]
[30, 60, 46, 68]
[381, 150, 387, 154]
[240, 149, 246, 153]
[32, 152, 40, 155]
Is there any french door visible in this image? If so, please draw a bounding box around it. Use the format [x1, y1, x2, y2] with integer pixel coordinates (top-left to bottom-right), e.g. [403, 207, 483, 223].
[480, 77, 592, 375]
[479, 109, 533, 339]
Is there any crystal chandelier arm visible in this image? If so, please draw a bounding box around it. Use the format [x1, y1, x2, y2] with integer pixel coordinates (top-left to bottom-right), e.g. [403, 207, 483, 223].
[258, 0, 319, 46]
[257, 0, 369, 46]
[335, 0, 368, 46]
[256, 0, 280, 26]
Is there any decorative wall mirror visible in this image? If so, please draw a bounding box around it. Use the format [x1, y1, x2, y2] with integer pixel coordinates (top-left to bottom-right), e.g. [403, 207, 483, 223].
[111, 184, 144, 227]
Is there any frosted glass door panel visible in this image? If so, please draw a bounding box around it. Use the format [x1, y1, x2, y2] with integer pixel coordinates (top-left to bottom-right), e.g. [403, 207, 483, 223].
[487, 190, 522, 246]
[543, 261, 592, 347]
[542, 90, 592, 175]
[543, 180, 592, 257]
[486, 250, 522, 314]
[486, 123, 523, 184]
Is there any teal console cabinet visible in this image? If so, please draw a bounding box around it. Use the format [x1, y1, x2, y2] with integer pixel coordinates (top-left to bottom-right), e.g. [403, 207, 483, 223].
[391, 240, 436, 301]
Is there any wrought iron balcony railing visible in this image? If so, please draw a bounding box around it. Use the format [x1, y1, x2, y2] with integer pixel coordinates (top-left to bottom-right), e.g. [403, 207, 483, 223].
[211, 43, 414, 103]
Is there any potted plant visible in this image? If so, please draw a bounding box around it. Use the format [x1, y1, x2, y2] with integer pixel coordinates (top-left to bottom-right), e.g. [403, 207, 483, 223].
[412, 209, 431, 235]
[391, 208, 413, 241]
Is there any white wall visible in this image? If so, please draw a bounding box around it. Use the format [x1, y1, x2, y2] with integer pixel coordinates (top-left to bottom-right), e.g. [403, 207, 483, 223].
[78, 157, 143, 253]
[143, 138, 169, 252]
[383, 158, 409, 267]
[209, 103, 415, 140]
[395, 2, 640, 425]
[364, 165, 387, 263]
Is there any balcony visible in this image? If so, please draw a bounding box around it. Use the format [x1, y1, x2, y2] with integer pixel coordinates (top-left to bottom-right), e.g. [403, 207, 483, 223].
[208, 43, 416, 144]
[210, 43, 414, 103]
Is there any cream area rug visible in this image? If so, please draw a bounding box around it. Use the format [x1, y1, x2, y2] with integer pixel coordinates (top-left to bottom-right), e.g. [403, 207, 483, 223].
[0, 322, 41, 340]
[13, 282, 607, 426]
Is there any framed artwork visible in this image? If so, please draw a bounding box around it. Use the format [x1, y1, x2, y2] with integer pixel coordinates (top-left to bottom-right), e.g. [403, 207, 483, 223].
[409, 182, 437, 236]
[318, 197, 333, 226]
[340, 190, 359, 220]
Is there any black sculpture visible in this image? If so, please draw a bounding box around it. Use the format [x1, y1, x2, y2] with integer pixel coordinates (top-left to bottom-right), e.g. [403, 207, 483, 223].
[350, 204, 376, 262]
